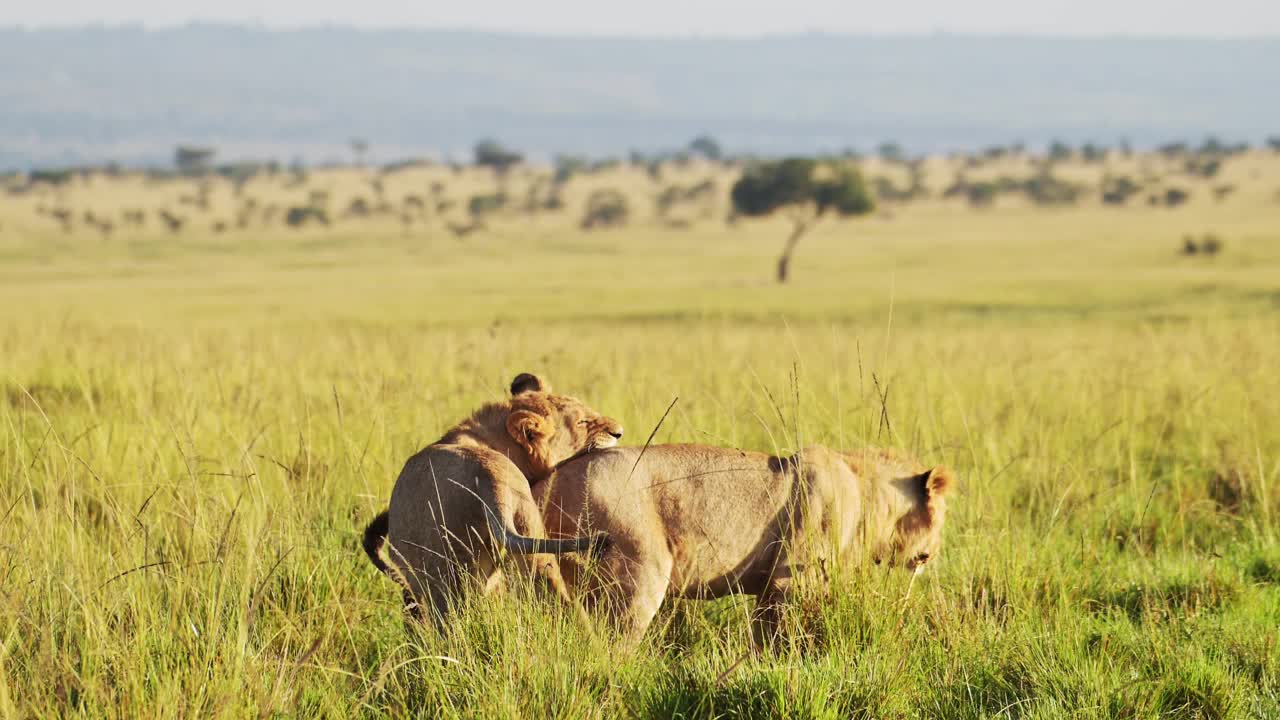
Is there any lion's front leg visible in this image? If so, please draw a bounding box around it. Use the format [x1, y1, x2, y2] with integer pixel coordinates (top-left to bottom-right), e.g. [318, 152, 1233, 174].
[750, 576, 794, 650]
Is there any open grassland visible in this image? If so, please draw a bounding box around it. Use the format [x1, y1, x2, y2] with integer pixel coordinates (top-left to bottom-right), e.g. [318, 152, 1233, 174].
[1, 158, 1279, 718]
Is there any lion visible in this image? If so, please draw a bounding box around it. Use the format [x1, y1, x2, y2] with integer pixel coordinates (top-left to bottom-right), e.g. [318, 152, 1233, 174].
[534, 444, 953, 646]
[362, 373, 623, 626]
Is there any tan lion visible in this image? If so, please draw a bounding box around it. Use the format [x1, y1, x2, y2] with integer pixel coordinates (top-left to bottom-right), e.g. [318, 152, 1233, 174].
[362, 373, 623, 626]
[535, 444, 953, 646]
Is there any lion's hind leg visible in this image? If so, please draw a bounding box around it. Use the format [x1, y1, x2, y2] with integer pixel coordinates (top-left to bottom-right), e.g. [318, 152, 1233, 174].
[580, 545, 673, 645]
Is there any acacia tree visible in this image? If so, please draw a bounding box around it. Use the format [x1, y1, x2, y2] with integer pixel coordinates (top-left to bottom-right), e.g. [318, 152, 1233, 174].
[174, 146, 216, 175]
[688, 135, 723, 162]
[473, 139, 523, 175]
[730, 158, 874, 283]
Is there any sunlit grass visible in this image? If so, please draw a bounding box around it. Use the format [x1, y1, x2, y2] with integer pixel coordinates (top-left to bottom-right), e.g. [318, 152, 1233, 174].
[2, 159, 1278, 717]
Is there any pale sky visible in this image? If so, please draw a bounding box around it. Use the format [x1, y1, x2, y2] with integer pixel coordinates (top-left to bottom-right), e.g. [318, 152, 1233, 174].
[3, 0, 1279, 36]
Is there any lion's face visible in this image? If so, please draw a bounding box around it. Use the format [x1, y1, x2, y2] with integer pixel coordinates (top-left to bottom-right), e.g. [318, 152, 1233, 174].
[505, 373, 623, 478]
[876, 467, 954, 572]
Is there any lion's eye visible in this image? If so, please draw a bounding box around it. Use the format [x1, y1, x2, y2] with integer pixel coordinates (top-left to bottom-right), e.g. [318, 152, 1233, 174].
[914, 553, 931, 564]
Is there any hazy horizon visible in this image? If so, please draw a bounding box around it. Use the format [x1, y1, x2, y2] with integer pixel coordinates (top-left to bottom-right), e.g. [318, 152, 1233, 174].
[3, 25, 1278, 168]
[3, 0, 1279, 37]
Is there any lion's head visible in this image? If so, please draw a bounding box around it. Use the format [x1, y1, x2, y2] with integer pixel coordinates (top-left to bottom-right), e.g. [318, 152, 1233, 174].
[504, 373, 623, 478]
[877, 466, 954, 572]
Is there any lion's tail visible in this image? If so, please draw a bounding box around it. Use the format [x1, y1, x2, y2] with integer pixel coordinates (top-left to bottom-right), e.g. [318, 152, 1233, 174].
[362, 510, 392, 575]
[484, 506, 611, 557]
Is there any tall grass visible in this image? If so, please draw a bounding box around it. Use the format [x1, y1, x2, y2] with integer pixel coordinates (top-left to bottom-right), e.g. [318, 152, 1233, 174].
[2, 162, 1278, 717]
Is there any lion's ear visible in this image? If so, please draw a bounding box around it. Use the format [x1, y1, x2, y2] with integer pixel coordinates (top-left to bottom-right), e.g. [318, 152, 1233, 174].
[911, 467, 954, 504]
[510, 373, 551, 396]
[506, 409, 554, 453]
[925, 467, 954, 497]
[912, 467, 953, 524]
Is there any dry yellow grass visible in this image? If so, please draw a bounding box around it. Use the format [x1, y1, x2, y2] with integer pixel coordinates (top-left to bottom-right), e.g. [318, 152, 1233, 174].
[1, 153, 1278, 717]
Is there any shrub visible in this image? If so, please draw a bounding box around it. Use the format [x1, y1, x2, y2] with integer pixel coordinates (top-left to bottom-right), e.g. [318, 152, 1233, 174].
[580, 190, 629, 230]
[284, 206, 328, 227]
[1101, 176, 1142, 206]
[467, 193, 507, 221]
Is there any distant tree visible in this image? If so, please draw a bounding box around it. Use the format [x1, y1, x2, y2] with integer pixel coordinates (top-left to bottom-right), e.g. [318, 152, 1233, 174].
[1048, 141, 1073, 162]
[589, 158, 622, 173]
[1164, 188, 1190, 207]
[655, 185, 684, 218]
[1186, 157, 1223, 179]
[285, 206, 329, 227]
[49, 207, 74, 233]
[1267, 136, 1280, 153]
[1080, 143, 1107, 163]
[964, 182, 998, 208]
[468, 192, 508, 222]
[730, 158, 874, 283]
[688, 135, 723, 161]
[382, 157, 433, 174]
[350, 138, 369, 167]
[655, 179, 718, 223]
[877, 142, 905, 164]
[1101, 175, 1142, 206]
[553, 155, 588, 185]
[1021, 171, 1080, 206]
[473, 140, 523, 175]
[581, 190, 629, 230]
[520, 177, 549, 215]
[397, 195, 425, 223]
[157, 209, 185, 233]
[872, 160, 929, 205]
[943, 175, 1000, 208]
[871, 176, 912, 203]
[1201, 233, 1223, 255]
[174, 145, 216, 175]
[345, 197, 372, 218]
[1197, 136, 1228, 156]
[906, 160, 929, 199]
[28, 169, 74, 186]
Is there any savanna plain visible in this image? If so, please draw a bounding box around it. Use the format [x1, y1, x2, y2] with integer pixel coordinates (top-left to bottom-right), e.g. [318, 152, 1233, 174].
[1, 153, 1278, 718]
